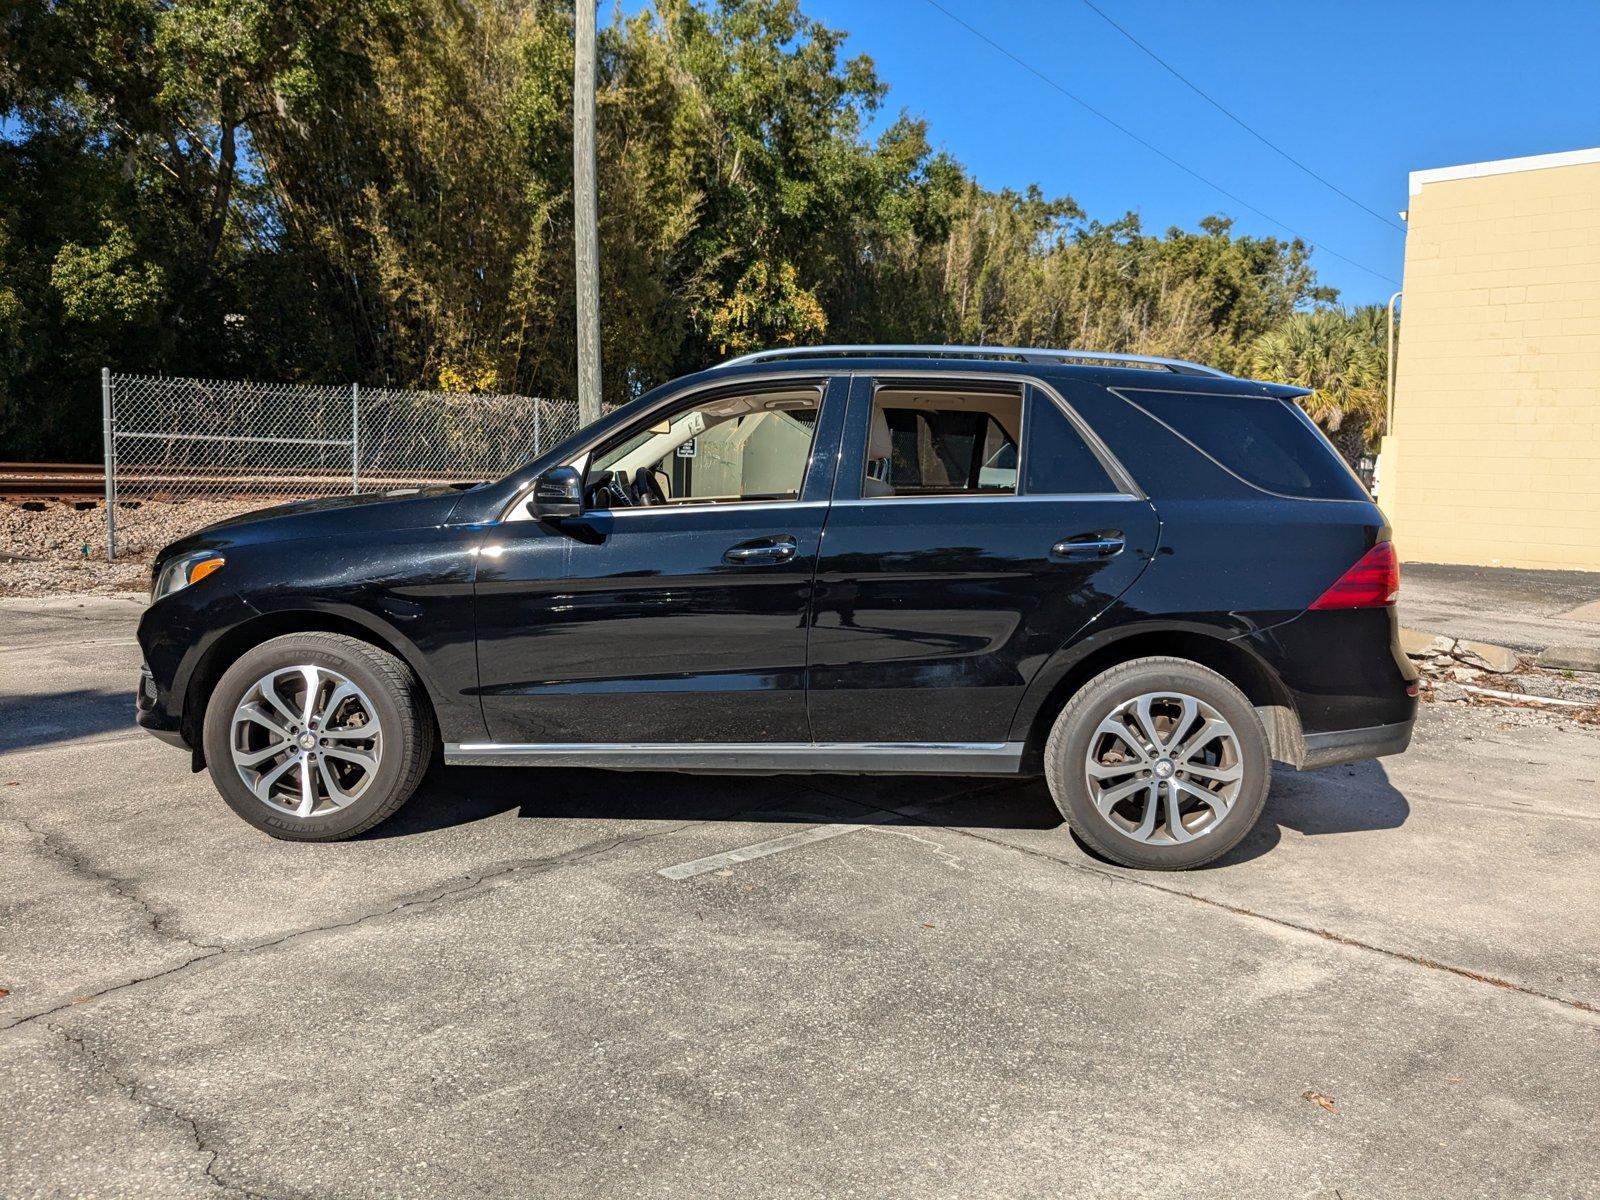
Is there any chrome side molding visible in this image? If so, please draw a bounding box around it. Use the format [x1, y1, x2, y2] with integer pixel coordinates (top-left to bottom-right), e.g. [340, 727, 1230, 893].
[443, 740, 1027, 775]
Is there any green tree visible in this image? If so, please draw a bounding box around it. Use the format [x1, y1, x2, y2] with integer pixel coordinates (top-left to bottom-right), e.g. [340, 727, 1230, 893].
[1250, 306, 1388, 463]
[2, 0, 1346, 462]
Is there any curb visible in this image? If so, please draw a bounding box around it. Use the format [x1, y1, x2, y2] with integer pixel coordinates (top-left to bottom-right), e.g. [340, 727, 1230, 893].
[1537, 646, 1600, 675]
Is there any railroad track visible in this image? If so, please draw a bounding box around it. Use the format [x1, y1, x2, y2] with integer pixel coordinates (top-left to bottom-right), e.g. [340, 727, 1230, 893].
[1, 462, 483, 501]
[0, 462, 103, 500]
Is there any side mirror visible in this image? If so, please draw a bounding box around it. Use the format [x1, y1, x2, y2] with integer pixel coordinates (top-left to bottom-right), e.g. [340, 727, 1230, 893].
[528, 465, 584, 520]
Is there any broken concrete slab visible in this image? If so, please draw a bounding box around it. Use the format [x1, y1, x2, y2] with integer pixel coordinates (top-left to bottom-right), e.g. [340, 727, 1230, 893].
[1399, 627, 1455, 658]
[1453, 638, 1520, 674]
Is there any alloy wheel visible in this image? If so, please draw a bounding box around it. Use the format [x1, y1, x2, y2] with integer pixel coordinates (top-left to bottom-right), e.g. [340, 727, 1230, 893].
[229, 665, 383, 819]
[1083, 691, 1244, 845]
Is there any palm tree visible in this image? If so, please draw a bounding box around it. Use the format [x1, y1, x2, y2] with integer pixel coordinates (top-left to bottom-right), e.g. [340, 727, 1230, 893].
[1250, 306, 1388, 465]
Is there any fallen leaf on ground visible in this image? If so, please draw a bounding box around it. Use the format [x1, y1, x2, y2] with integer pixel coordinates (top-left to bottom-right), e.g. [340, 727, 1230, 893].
[1302, 1090, 1339, 1113]
[0, 987, 10, 998]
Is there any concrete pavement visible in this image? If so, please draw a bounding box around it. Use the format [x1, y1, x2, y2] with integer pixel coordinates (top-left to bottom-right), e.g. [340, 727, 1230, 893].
[1400, 561, 1600, 654]
[2, 596, 1597, 1198]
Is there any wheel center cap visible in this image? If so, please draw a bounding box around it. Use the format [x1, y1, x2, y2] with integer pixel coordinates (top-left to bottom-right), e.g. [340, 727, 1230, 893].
[1154, 758, 1175, 778]
[297, 732, 317, 751]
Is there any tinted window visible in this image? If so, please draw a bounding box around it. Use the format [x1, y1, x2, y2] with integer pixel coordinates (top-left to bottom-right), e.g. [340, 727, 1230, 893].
[865, 393, 1022, 498]
[1124, 390, 1367, 501]
[1023, 390, 1116, 495]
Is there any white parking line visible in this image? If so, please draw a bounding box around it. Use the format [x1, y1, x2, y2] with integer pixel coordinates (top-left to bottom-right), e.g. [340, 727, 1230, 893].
[656, 805, 926, 880]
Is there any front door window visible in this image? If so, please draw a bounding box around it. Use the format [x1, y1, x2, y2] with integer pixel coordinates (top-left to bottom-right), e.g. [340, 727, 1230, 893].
[588, 388, 822, 508]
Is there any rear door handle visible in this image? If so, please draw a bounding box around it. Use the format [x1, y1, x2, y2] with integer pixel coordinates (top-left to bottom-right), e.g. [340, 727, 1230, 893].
[724, 536, 798, 565]
[1052, 532, 1125, 560]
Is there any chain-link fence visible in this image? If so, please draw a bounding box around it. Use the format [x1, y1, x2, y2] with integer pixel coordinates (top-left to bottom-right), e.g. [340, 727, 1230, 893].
[102, 370, 581, 559]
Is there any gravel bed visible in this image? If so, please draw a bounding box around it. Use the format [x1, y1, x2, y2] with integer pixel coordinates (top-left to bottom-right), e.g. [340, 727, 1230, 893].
[1, 497, 266, 596]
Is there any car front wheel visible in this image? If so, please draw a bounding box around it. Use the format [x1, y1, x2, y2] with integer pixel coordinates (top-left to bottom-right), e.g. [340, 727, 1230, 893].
[1043, 656, 1270, 870]
[201, 632, 434, 841]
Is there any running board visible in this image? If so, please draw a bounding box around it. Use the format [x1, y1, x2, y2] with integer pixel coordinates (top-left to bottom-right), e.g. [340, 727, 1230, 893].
[443, 741, 1026, 775]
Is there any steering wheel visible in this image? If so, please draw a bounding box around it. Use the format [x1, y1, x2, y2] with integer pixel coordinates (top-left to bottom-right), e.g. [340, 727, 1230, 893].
[603, 470, 636, 508]
[636, 466, 667, 507]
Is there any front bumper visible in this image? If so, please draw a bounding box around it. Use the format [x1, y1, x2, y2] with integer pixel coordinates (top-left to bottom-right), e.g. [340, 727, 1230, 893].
[1299, 718, 1414, 771]
[135, 662, 189, 749]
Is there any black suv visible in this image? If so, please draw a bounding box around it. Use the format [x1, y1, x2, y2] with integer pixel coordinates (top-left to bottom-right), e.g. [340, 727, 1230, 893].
[136, 346, 1417, 869]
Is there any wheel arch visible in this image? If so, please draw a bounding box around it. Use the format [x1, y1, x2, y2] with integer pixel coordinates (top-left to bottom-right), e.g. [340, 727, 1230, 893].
[1014, 625, 1303, 769]
[180, 608, 445, 770]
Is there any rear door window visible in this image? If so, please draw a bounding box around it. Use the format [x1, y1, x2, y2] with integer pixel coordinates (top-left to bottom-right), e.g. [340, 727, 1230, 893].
[884, 409, 1013, 493]
[1121, 390, 1368, 501]
[864, 388, 1022, 498]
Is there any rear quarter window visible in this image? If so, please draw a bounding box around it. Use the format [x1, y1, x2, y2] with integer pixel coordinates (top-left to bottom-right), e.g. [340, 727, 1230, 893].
[1022, 388, 1117, 495]
[1119, 389, 1369, 501]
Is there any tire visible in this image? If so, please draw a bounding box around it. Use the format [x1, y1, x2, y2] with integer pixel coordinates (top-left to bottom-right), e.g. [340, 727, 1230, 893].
[201, 633, 435, 841]
[1043, 656, 1269, 871]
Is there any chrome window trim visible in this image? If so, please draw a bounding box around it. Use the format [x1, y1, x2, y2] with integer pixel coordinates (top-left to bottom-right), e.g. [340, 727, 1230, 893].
[828, 493, 1141, 509]
[602, 498, 831, 518]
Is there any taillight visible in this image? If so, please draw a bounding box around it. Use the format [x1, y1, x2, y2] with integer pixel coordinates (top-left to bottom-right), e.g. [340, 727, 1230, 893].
[1310, 541, 1400, 610]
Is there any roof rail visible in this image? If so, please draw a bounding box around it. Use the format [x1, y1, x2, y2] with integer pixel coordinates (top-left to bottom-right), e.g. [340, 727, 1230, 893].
[710, 344, 1234, 379]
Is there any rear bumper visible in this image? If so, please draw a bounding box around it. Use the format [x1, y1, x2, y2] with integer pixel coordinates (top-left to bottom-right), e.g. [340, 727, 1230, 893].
[1298, 719, 1413, 771]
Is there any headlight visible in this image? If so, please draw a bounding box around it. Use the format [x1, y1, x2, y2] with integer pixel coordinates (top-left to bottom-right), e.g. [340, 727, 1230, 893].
[152, 551, 226, 601]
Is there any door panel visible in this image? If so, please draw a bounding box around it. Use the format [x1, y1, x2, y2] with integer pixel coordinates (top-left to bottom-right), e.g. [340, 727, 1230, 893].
[807, 496, 1158, 742]
[806, 374, 1159, 743]
[477, 504, 828, 743]
[472, 374, 848, 745]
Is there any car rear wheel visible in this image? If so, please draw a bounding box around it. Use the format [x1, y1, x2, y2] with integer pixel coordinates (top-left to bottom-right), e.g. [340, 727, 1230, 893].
[202, 633, 434, 841]
[1043, 656, 1270, 870]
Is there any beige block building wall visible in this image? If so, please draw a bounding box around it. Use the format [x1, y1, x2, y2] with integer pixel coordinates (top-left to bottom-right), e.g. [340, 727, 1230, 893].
[1380, 148, 1600, 571]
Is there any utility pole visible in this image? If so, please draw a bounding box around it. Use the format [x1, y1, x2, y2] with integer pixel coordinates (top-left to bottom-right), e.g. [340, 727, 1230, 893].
[573, 0, 602, 427]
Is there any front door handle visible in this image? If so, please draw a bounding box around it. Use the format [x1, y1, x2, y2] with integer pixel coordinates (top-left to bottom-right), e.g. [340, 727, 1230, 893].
[1052, 532, 1125, 560]
[725, 536, 798, 565]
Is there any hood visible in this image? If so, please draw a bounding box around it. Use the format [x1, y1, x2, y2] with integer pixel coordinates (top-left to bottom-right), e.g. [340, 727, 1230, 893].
[154, 485, 471, 564]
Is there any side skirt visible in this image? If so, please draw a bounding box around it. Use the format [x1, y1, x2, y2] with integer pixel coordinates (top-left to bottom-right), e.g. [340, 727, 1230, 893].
[443, 741, 1027, 775]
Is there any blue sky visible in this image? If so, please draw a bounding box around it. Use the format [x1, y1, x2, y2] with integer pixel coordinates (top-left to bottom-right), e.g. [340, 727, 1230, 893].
[786, 0, 1600, 306]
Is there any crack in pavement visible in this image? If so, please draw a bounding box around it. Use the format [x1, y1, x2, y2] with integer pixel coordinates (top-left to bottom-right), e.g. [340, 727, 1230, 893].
[13, 815, 227, 953]
[1, 821, 708, 1035]
[47, 1023, 282, 1200]
[806, 786, 1600, 1020]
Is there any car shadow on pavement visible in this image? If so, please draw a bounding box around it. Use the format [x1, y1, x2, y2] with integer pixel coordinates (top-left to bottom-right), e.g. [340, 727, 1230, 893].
[372, 755, 1409, 859]
[1208, 759, 1411, 867]
[0, 688, 134, 753]
[369, 762, 1067, 840]
[368, 761, 1408, 857]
